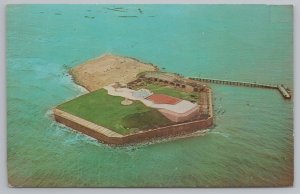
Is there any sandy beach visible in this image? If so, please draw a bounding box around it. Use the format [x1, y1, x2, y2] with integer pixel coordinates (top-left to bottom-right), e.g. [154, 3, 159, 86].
[69, 54, 158, 91]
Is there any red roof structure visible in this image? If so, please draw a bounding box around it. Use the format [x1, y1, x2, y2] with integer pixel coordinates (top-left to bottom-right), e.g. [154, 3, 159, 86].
[146, 94, 182, 105]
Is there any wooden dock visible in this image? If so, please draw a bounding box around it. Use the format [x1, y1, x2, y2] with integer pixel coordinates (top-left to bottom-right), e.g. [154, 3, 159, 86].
[189, 77, 291, 99]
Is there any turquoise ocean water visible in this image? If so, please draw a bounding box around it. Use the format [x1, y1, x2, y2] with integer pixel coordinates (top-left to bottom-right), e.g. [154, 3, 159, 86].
[7, 5, 293, 187]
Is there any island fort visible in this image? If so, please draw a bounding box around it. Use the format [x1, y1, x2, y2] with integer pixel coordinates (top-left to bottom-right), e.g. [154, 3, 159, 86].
[53, 54, 213, 145]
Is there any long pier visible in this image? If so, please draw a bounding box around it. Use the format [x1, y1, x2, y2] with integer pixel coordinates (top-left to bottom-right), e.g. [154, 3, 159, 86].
[189, 77, 291, 99]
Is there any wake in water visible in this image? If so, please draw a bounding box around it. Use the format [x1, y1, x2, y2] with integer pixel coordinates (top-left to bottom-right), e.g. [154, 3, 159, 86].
[209, 131, 230, 138]
[49, 121, 103, 146]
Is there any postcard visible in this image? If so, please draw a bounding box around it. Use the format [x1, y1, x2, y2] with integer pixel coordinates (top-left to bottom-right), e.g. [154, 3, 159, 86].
[6, 4, 293, 187]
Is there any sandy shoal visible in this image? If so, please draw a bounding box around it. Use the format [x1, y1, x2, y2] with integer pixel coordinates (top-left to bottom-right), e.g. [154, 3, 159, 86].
[69, 54, 158, 92]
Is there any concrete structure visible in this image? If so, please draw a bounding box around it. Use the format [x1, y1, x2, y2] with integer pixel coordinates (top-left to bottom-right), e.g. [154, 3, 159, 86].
[132, 71, 206, 93]
[159, 105, 200, 122]
[132, 89, 152, 99]
[104, 83, 200, 122]
[146, 94, 200, 122]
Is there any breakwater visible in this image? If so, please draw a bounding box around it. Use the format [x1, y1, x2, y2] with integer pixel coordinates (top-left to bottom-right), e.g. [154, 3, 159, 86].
[190, 77, 291, 99]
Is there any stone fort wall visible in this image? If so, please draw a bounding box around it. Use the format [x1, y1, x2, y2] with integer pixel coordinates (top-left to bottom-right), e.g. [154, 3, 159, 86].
[54, 111, 213, 145]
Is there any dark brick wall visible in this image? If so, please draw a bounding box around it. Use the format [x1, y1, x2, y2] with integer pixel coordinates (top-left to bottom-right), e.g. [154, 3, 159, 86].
[54, 112, 213, 145]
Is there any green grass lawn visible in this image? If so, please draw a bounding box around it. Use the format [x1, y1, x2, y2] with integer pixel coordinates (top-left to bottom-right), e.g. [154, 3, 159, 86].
[57, 89, 172, 135]
[143, 84, 199, 102]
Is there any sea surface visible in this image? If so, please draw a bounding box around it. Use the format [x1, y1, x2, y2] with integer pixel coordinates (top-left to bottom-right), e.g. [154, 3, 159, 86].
[6, 4, 293, 187]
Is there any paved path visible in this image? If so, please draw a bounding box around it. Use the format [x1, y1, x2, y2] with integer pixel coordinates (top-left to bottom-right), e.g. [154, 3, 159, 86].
[104, 84, 198, 113]
[54, 109, 123, 137]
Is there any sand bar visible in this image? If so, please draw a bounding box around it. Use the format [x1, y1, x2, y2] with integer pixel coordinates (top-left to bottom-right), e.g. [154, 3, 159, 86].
[69, 54, 158, 91]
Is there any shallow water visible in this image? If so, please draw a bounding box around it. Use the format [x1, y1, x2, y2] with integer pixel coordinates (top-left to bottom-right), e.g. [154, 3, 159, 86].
[7, 4, 293, 187]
